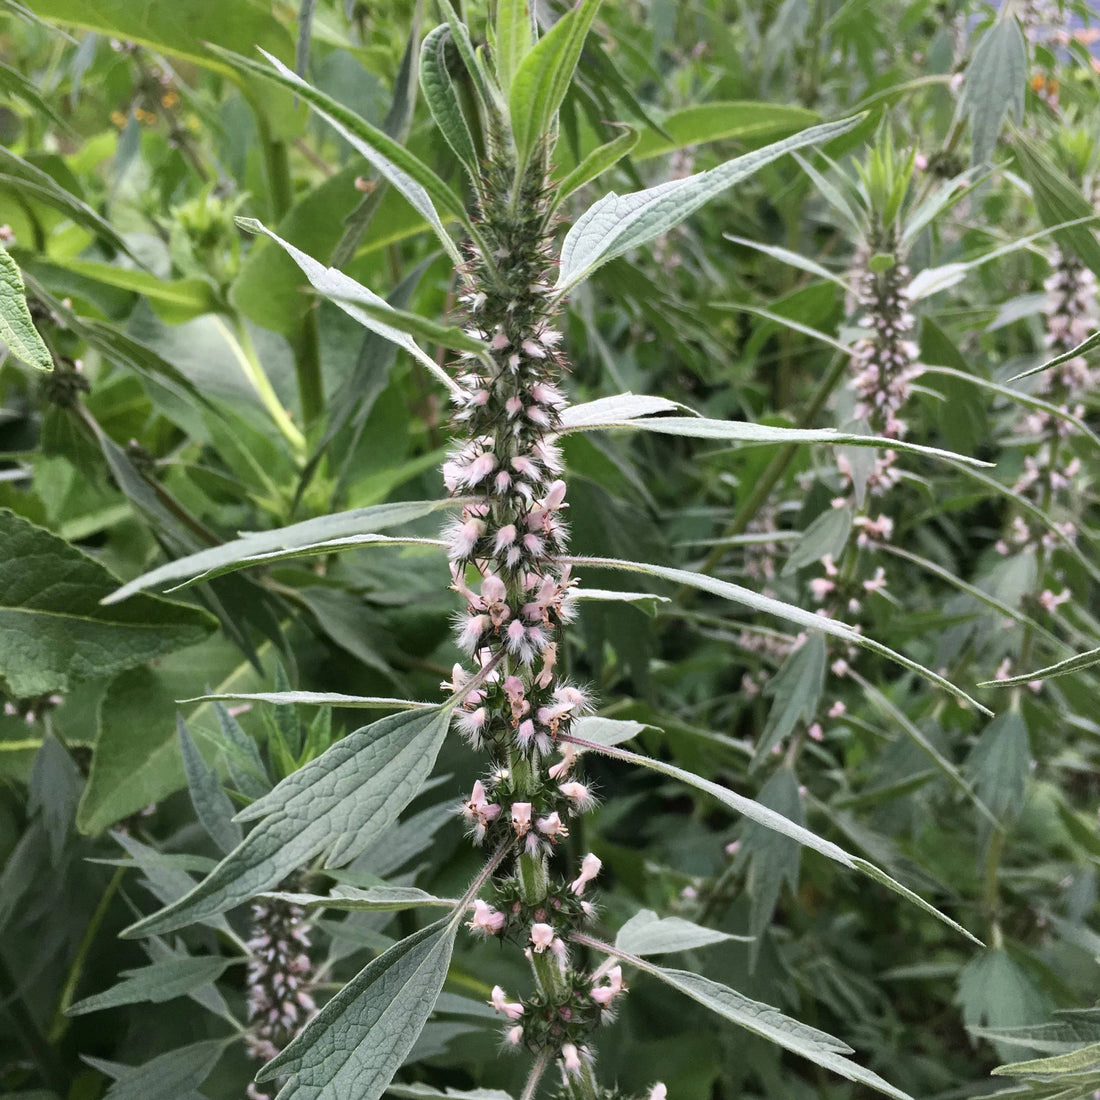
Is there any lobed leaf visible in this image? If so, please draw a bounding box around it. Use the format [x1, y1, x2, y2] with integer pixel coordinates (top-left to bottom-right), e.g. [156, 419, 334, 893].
[123, 707, 453, 937]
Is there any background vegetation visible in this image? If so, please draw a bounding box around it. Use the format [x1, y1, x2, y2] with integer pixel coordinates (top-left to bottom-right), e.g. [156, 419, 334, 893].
[1, 1, 1099, 1098]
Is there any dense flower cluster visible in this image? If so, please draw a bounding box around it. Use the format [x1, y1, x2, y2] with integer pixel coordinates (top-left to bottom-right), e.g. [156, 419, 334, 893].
[997, 246, 1098, 556]
[440, 148, 644, 1095]
[244, 897, 316, 1098]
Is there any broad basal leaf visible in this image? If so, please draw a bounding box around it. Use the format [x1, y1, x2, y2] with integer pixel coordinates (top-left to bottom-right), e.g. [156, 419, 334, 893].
[557, 115, 861, 292]
[257, 919, 458, 1100]
[0, 246, 52, 372]
[0, 509, 214, 697]
[124, 707, 452, 937]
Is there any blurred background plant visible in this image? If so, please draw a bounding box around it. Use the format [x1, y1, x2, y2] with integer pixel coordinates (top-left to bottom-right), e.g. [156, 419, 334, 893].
[1, 1, 1099, 1098]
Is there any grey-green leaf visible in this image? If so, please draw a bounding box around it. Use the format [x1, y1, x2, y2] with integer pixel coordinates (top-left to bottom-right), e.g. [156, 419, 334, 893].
[0, 509, 214, 697]
[509, 0, 604, 172]
[262, 885, 456, 912]
[67, 955, 231, 1016]
[611, 948, 911, 1100]
[178, 716, 242, 854]
[257, 919, 458, 1100]
[959, 16, 1025, 167]
[0, 247, 52, 371]
[123, 707, 452, 937]
[565, 733, 981, 945]
[782, 508, 852, 576]
[753, 637, 826, 768]
[420, 25, 479, 179]
[105, 498, 453, 603]
[562, 555, 989, 715]
[979, 646, 1100, 687]
[557, 115, 862, 292]
[571, 715, 648, 747]
[554, 129, 639, 206]
[615, 909, 742, 955]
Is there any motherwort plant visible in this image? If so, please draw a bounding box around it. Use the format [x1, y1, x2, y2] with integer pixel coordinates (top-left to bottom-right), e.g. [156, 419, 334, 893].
[106, 6, 993, 1100]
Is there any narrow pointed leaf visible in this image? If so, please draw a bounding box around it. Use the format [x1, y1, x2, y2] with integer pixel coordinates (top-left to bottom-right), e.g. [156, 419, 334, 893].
[509, 0, 604, 171]
[183, 692, 436, 710]
[495, 0, 533, 94]
[615, 909, 744, 955]
[979, 645, 1100, 688]
[563, 734, 981, 944]
[209, 45, 467, 265]
[257, 919, 458, 1100]
[557, 115, 862, 291]
[420, 25, 479, 178]
[262, 885, 456, 912]
[559, 393, 682, 429]
[1008, 330, 1100, 383]
[123, 707, 452, 937]
[238, 219, 465, 391]
[0, 247, 52, 372]
[105, 499, 454, 603]
[554, 128, 639, 205]
[178, 717, 243, 854]
[560, 555, 990, 714]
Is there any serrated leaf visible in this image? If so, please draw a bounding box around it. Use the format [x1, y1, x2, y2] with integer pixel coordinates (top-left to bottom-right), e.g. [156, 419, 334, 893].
[87, 1040, 224, 1100]
[257, 919, 458, 1100]
[1014, 133, 1100, 279]
[210, 46, 467, 266]
[509, 0, 604, 172]
[262, 885, 456, 912]
[959, 16, 1025, 166]
[178, 717, 242, 854]
[420, 26, 479, 179]
[0, 509, 214, 697]
[565, 733, 981, 944]
[124, 707, 452, 937]
[967, 711, 1030, 828]
[28, 733, 81, 864]
[0, 247, 52, 371]
[604, 946, 910, 1099]
[67, 955, 231, 1016]
[562, 555, 989, 714]
[105, 499, 452, 603]
[782, 508, 852, 576]
[753, 639, 825, 767]
[958, 949, 1050, 1061]
[557, 115, 861, 292]
[615, 909, 742, 955]
[555, 129, 639, 205]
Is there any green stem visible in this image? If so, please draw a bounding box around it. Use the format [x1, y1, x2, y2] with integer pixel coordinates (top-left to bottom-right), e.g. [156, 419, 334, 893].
[218, 314, 306, 460]
[291, 306, 325, 433]
[49, 866, 126, 1043]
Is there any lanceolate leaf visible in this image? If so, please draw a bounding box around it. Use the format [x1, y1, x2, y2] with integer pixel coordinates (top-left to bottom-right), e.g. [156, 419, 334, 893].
[495, 0, 534, 95]
[105, 498, 454, 603]
[420, 25, 480, 181]
[182, 692, 436, 710]
[959, 15, 1025, 166]
[67, 955, 232, 1016]
[123, 707, 453, 937]
[0, 509, 214, 697]
[0, 246, 52, 372]
[1008, 330, 1100, 383]
[554, 128, 640, 205]
[558, 393, 682, 428]
[556, 115, 862, 292]
[178, 717, 243, 855]
[615, 909, 742, 955]
[209, 46, 468, 266]
[509, 0, 605, 172]
[979, 646, 1100, 688]
[262, 885, 456, 912]
[237, 219, 467, 391]
[256, 919, 459, 1100]
[562, 733, 981, 944]
[560, 555, 990, 714]
[586, 942, 911, 1100]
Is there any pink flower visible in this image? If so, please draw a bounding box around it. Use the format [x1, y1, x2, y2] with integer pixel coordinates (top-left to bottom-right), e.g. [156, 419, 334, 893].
[530, 922, 555, 953]
[469, 899, 505, 935]
[570, 853, 602, 895]
[548, 742, 578, 779]
[828, 700, 846, 718]
[590, 965, 624, 1007]
[490, 986, 524, 1020]
[808, 722, 824, 743]
[561, 1043, 583, 1074]
[537, 811, 568, 839]
[511, 802, 533, 837]
[506, 1025, 524, 1045]
[559, 781, 595, 810]
[649, 1085, 667, 1100]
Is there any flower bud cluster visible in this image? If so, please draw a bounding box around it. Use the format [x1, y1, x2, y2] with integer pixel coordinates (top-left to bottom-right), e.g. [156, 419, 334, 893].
[997, 247, 1098, 556]
[244, 897, 316, 1097]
